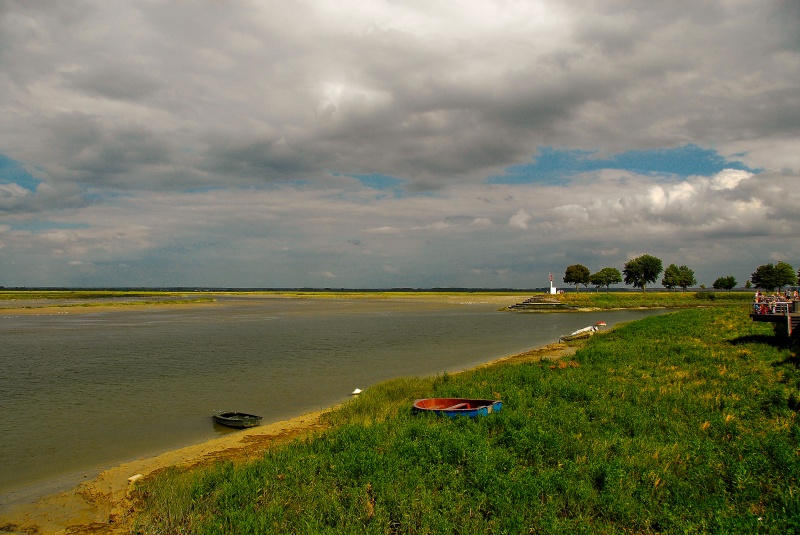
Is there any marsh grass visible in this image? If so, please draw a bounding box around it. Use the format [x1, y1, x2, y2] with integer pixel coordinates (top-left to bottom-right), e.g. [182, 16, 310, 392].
[555, 291, 753, 310]
[132, 306, 799, 534]
[0, 290, 188, 300]
[0, 290, 216, 309]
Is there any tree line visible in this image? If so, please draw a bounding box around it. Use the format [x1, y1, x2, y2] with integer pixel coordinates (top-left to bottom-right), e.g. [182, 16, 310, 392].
[562, 255, 798, 293]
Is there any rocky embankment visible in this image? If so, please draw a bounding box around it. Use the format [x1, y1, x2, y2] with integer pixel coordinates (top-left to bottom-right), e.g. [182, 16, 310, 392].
[504, 295, 578, 312]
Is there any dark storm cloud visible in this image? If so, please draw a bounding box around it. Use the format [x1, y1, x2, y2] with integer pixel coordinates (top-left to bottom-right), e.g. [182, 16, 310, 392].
[64, 65, 162, 102]
[42, 113, 171, 184]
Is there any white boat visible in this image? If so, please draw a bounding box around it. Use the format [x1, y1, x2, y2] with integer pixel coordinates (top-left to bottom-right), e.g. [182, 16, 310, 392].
[559, 325, 598, 342]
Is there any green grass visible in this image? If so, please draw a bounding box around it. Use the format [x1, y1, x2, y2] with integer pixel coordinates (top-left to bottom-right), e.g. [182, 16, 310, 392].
[131, 305, 799, 534]
[0, 290, 216, 309]
[556, 291, 753, 310]
[0, 290, 190, 300]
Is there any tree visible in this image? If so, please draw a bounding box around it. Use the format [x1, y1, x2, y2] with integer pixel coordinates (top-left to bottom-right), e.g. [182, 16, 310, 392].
[563, 264, 591, 293]
[775, 262, 796, 290]
[662, 264, 681, 292]
[623, 254, 663, 293]
[712, 275, 737, 291]
[662, 264, 696, 292]
[750, 262, 796, 291]
[590, 267, 623, 293]
[677, 265, 696, 292]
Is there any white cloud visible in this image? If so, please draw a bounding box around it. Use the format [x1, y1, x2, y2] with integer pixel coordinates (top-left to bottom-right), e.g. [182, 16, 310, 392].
[508, 209, 531, 229]
[0, 183, 32, 210]
[710, 169, 753, 191]
[0, 1, 798, 287]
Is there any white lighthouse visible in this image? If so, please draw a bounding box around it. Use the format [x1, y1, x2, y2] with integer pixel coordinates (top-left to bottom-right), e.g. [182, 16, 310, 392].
[549, 272, 557, 294]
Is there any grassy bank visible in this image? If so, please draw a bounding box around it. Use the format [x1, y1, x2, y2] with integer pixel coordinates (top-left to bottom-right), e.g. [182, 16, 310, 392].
[0, 290, 190, 300]
[0, 290, 216, 309]
[130, 304, 798, 534]
[555, 291, 753, 310]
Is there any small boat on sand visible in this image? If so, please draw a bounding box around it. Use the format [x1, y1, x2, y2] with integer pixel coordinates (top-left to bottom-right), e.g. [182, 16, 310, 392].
[212, 411, 263, 429]
[559, 325, 598, 342]
[413, 398, 502, 418]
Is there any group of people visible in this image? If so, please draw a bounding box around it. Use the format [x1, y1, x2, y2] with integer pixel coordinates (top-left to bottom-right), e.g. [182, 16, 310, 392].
[753, 290, 799, 314]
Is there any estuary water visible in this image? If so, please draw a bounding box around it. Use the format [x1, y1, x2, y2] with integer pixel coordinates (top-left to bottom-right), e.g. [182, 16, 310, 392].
[0, 295, 665, 506]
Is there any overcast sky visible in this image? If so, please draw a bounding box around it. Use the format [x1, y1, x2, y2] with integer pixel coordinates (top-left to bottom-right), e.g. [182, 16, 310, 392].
[1, 1, 799, 289]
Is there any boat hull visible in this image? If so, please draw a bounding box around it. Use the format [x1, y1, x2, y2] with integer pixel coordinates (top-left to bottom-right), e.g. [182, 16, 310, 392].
[212, 411, 263, 429]
[559, 325, 598, 342]
[413, 398, 502, 418]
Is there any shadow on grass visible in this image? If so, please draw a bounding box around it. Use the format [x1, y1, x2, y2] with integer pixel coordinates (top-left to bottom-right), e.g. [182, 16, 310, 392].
[775, 343, 799, 369]
[730, 333, 799, 368]
[730, 333, 783, 347]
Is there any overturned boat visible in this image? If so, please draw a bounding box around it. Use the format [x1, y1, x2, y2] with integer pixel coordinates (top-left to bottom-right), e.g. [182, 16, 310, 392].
[559, 325, 598, 342]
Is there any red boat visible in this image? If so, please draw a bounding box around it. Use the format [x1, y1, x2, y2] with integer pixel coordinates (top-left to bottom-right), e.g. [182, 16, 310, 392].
[412, 398, 502, 418]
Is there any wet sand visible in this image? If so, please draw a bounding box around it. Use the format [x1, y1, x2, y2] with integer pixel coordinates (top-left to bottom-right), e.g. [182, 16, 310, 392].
[0, 409, 333, 534]
[0, 294, 572, 534]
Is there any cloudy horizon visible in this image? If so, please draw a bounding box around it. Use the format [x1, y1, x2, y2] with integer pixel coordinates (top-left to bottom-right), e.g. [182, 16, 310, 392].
[1, 1, 799, 288]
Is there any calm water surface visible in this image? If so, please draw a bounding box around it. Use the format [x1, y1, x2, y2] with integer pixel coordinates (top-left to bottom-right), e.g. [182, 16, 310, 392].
[0, 296, 665, 505]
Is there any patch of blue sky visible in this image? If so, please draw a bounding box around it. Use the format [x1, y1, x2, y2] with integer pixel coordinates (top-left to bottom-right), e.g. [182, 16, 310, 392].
[332, 171, 409, 199]
[180, 180, 317, 195]
[81, 189, 130, 202]
[487, 145, 759, 185]
[0, 154, 41, 191]
[8, 220, 90, 231]
[347, 173, 405, 190]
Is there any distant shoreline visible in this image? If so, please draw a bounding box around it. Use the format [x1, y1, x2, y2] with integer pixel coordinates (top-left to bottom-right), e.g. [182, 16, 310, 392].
[0, 291, 531, 315]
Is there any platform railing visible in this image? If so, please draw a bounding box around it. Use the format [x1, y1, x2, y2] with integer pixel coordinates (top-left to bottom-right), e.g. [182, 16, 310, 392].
[752, 300, 792, 315]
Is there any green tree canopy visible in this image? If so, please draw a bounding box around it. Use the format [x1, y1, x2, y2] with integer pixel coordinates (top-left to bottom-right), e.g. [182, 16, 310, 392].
[662, 264, 696, 292]
[680, 266, 697, 292]
[623, 254, 663, 293]
[662, 264, 681, 291]
[750, 262, 796, 291]
[712, 275, 737, 291]
[590, 267, 623, 293]
[563, 264, 591, 293]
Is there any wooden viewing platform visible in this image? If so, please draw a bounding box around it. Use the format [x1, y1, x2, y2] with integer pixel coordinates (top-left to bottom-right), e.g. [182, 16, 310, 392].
[750, 299, 800, 337]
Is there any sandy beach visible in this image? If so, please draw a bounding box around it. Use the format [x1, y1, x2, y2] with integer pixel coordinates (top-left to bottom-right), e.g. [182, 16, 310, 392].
[0, 409, 335, 534]
[0, 294, 574, 534]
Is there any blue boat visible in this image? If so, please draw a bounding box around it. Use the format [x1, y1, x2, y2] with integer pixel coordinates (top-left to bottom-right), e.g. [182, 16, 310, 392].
[412, 398, 502, 418]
